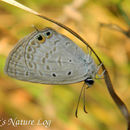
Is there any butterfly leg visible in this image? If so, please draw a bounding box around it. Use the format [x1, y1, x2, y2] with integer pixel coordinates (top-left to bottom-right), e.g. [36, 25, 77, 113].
[95, 63, 106, 79]
[96, 70, 105, 79]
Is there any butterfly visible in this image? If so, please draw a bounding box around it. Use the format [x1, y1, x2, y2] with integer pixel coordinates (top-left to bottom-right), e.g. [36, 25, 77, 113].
[4, 27, 100, 86]
[4, 27, 103, 117]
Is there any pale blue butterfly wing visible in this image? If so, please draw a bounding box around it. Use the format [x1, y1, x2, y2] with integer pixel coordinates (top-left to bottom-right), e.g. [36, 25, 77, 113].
[4, 31, 37, 79]
[4, 28, 97, 84]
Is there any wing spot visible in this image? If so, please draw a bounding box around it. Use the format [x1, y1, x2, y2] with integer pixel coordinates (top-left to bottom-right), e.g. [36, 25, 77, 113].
[29, 62, 33, 68]
[52, 73, 56, 77]
[54, 40, 60, 45]
[28, 62, 35, 69]
[65, 42, 70, 46]
[25, 71, 29, 76]
[50, 50, 52, 54]
[68, 71, 72, 75]
[39, 71, 43, 76]
[31, 41, 36, 45]
[58, 57, 62, 66]
[46, 65, 50, 70]
[45, 53, 49, 58]
[69, 59, 72, 62]
[26, 54, 31, 59]
[31, 41, 40, 47]
[14, 55, 21, 60]
[17, 55, 21, 60]
[42, 57, 45, 63]
[53, 47, 56, 51]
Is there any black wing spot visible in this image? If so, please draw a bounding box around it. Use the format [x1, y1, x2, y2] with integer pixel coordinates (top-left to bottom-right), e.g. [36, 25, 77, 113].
[44, 31, 52, 38]
[69, 59, 72, 62]
[37, 35, 43, 41]
[68, 71, 72, 75]
[46, 32, 51, 36]
[52, 73, 56, 77]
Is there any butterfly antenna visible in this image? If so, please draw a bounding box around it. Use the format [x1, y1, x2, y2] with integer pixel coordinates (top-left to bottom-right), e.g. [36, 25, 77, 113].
[32, 25, 39, 32]
[83, 83, 88, 113]
[75, 84, 84, 118]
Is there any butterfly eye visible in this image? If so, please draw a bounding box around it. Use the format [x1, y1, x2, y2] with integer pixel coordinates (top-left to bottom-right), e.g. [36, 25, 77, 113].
[36, 34, 45, 43]
[44, 31, 52, 39]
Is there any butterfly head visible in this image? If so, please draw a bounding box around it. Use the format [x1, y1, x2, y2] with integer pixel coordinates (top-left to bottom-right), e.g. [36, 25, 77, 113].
[84, 77, 94, 87]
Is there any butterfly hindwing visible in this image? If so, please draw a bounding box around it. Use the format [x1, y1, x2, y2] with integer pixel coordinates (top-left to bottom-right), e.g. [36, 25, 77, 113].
[5, 28, 97, 84]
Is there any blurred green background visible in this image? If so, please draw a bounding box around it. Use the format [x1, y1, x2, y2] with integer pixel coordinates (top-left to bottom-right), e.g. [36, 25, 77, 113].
[0, 0, 130, 130]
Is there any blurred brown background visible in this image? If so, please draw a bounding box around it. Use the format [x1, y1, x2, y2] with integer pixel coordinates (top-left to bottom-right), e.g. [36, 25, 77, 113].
[0, 0, 130, 130]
